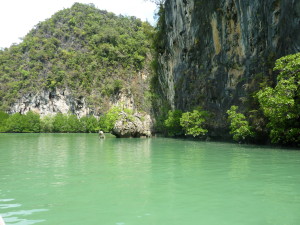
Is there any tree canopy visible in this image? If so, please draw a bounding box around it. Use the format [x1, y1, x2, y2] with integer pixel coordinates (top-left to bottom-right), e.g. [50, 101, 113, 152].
[256, 53, 300, 145]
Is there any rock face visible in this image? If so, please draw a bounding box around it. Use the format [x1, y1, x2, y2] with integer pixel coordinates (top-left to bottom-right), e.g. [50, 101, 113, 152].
[9, 88, 137, 118]
[10, 88, 90, 117]
[112, 112, 152, 138]
[157, 0, 300, 136]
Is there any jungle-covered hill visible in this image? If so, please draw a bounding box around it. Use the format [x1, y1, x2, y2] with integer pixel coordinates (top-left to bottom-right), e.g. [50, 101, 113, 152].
[0, 3, 154, 113]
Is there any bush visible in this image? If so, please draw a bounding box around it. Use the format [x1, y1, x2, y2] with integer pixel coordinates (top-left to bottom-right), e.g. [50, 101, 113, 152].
[2, 112, 101, 133]
[40, 115, 55, 132]
[99, 106, 129, 132]
[52, 113, 69, 132]
[5, 113, 24, 133]
[227, 106, 254, 142]
[80, 116, 99, 133]
[180, 109, 208, 137]
[164, 110, 183, 136]
[24, 111, 41, 133]
[0, 111, 9, 132]
[67, 114, 81, 133]
[256, 53, 300, 145]
[4, 111, 41, 133]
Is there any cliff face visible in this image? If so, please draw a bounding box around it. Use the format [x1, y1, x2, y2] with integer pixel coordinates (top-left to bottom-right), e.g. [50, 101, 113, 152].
[9, 88, 136, 118]
[158, 0, 300, 136]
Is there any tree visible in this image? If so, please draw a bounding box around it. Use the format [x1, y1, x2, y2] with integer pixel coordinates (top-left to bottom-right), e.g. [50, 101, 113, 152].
[99, 107, 123, 132]
[6, 113, 25, 133]
[226, 106, 254, 142]
[256, 53, 300, 145]
[53, 113, 68, 132]
[164, 110, 183, 136]
[80, 116, 99, 133]
[24, 111, 41, 132]
[180, 109, 208, 137]
[67, 114, 80, 133]
[0, 111, 9, 132]
[40, 115, 55, 132]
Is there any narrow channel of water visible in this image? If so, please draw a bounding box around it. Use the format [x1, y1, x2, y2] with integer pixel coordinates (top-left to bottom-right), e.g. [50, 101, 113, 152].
[0, 134, 299, 225]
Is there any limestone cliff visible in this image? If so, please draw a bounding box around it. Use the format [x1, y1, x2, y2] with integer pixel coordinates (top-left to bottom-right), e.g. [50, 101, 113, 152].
[9, 88, 136, 118]
[157, 0, 300, 136]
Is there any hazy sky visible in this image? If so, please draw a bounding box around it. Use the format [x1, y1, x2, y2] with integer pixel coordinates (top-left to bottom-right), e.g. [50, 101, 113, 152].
[0, 0, 157, 49]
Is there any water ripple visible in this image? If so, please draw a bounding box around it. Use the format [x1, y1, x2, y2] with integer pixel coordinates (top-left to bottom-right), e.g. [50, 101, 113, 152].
[2, 209, 48, 217]
[0, 203, 21, 209]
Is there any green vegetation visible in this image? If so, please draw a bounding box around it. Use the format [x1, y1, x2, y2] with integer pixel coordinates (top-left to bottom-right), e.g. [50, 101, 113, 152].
[0, 107, 136, 133]
[256, 53, 300, 145]
[99, 106, 134, 132]
[0, 3, 154, 113]
[164, 110, 183, 136]
[180, 109, 208, 137]
[0, 111, 9, 132]
[225, 53, 299, 145]
[5, 112, 41, 133]
[163, 108, 208, 137]
[227, 106, 254, 142]
[0, 111, 100, 133]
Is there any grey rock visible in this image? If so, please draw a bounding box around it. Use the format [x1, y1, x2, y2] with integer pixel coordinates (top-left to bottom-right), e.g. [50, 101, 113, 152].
[9, 88, 137, 118]
[98, 130, 105, 139]
[9, 88, 90, 118]
[112, 112, 152, 138]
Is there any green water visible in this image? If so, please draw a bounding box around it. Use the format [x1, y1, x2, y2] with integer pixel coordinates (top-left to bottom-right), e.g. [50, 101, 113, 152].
[0, 134, 300, 225]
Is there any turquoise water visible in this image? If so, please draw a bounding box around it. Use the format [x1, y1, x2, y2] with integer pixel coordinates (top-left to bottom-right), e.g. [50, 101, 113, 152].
[0, 134, 300, 225]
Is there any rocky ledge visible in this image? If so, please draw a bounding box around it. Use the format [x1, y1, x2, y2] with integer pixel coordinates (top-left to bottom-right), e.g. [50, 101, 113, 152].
[112, 112, 152, 138]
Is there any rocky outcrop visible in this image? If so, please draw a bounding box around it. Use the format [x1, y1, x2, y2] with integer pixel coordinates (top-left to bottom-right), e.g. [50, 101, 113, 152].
[112, 112, 152, 138]
[111, 90, 136, 111]
[158, 0, 300, 137]
[10, 88, 90, 117]
[9, 88, 138, 118]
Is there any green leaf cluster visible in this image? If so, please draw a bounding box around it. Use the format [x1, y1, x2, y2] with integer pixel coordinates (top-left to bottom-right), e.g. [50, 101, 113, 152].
[180, 109, 208, 137]
[0, 111, 9, 132]
[164, 110, 183, 136]
[226, 106, 254, 142]
[256, 53, 300, 145]
[164, 108, 208, 137]
[99, 106, 134, 132]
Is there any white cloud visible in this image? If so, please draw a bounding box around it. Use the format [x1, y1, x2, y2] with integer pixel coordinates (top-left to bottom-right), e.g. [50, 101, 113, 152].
[0, 0, 156, 49]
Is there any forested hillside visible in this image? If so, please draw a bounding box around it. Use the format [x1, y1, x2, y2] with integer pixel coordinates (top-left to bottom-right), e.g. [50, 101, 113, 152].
[0, 3, 154, 114]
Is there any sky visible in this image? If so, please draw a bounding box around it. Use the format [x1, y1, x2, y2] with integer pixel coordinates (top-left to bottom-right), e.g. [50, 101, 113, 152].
[0, 0, 157, 49]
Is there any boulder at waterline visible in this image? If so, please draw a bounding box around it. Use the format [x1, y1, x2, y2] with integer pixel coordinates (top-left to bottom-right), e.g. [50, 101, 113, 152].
[112, 112, 152, 138]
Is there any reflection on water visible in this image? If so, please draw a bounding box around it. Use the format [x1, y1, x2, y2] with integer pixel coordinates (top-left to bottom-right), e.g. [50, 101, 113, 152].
[229, 150, 250, 179]
[0, 134, 300, 225]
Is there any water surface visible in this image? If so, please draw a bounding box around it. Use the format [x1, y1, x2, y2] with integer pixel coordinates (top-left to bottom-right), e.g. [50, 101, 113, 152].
[0, 134, 300, 225]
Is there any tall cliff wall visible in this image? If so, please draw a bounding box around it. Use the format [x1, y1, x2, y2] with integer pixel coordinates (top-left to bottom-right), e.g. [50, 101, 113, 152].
[158, 0, 300, 136]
